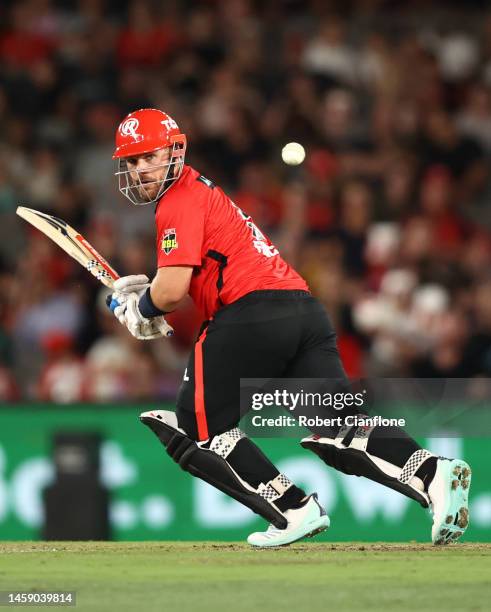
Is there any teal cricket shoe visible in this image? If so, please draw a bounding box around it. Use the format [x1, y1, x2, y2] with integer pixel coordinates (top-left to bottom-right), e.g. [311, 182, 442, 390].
[247, 494, 330, 548]
[428, 458, 472, 545]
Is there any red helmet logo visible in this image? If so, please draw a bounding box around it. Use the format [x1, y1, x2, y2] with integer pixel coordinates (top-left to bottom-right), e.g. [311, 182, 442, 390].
[119, 117, 141, 141]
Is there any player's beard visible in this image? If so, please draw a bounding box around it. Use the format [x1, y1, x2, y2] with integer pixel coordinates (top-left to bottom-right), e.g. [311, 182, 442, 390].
[132, 164, 176, 201]
[136, 180, 160, 201]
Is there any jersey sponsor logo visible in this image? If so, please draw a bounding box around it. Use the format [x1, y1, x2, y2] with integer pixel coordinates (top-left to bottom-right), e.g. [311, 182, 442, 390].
[161, 228, 178, 255]
[119, 117, 140, 141]
[196, 175, 215, 189]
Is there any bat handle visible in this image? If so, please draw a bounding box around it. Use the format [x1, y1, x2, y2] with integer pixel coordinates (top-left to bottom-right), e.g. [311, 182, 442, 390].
[106, 294, 120, 312]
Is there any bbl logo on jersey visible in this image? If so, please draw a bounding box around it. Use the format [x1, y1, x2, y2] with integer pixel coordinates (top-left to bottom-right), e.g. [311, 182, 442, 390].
[161, 228, 178, 255]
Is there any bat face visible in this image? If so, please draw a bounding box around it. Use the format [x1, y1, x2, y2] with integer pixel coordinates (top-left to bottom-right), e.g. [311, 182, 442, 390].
[16, 206, 119, 289]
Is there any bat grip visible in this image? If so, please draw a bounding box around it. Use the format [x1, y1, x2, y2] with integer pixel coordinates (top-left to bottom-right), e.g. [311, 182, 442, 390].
[106, 294, 120, 312]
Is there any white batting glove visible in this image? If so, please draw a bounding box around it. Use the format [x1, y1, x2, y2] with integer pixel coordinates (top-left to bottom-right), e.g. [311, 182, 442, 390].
[112, 301, 129, 326]
[121, 293, 174, 340]
[108, 274, 151, 320]
[113, 274, 150, 297]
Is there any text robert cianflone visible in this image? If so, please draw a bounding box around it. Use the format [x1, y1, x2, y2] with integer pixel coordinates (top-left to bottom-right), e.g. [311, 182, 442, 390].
[250, 414, 406, 428]
[251, 389, 366, 411]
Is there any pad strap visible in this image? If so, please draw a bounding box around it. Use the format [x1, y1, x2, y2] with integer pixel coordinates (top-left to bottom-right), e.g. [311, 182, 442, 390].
[257, 474, 293, 502]
[399, 449, 434, 484]
[207, 428, 245, 458]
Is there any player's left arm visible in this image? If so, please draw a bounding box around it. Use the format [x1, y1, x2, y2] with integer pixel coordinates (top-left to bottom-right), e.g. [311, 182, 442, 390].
[149, 265, 193, 313]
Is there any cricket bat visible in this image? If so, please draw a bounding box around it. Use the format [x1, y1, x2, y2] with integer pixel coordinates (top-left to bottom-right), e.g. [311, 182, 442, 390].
[16, 206, 119, 288]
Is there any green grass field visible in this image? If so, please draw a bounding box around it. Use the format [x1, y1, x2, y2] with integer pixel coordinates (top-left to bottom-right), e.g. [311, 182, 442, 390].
[1, 542, 490, 611]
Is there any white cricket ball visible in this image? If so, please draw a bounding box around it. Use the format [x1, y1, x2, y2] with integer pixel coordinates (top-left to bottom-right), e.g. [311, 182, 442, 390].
[281, 142, 306, 166]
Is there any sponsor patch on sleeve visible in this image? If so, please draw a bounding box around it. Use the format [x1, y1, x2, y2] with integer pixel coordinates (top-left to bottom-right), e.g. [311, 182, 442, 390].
[161, 228, 178, 255]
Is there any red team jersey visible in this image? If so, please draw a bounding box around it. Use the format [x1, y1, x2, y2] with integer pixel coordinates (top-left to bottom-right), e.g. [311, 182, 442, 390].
[155, 165, 309, 319]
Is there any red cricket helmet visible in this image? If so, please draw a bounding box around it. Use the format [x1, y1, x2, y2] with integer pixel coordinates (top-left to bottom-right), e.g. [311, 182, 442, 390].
[113, 108, 187, 205]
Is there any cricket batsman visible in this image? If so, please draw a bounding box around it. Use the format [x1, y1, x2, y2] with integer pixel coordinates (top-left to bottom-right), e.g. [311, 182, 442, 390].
[108, 108, 471, 547]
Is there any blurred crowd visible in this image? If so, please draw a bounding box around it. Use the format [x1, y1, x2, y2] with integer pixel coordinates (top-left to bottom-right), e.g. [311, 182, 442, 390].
[2, 0, 491, 402]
